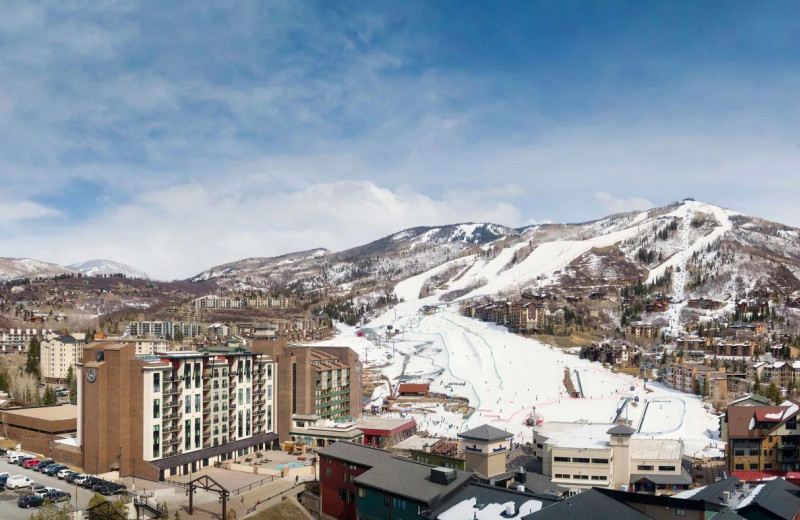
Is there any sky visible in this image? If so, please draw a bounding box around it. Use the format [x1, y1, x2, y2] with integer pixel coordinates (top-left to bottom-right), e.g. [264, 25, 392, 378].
[1, 1, 799, 280]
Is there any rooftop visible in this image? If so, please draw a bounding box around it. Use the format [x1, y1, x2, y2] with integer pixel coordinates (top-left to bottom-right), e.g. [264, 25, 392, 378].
[355, 457, 471, 504]
[1, 404, 78, 421]
[459, 424, 513, 443]
[521, 488, 650, 520]
[629, 438, 683, 460]
[317, 441, 392, 468]
[434, 483, 557, 520]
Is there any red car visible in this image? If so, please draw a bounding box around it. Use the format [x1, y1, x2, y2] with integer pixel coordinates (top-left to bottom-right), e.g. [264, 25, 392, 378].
[22, 459, 40, 469]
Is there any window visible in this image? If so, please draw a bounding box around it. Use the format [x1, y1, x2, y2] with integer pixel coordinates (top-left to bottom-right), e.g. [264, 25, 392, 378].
[185, 396, 191, 414]
[267, 364, 272, 380]
[185, 420, 191, 450]
[195, 394, 201, 413]
[749, 463, 758, 470]
[659, 465, 676, 472]
[734, 450, 745, 457]
[246, 409, 251, 436]
[591, 475, 607, 481]
[246, 388, 251, 404]
[153, 399, 160, 419]
[153, 372, 160, 393]
[554, 474, 569, 479]
[591, 458, 609, 464]
[637, 465, 654, 471]
[735, 464, 744, 470]
[392, 498, 407, 510]
[572, 457, 590, 464]
[676, 509, 686, 516]
[554, 456, 571, 462]
[267, 385, 272, 400]
[239, 389, 243, 405]
[194, 418, 201, 448]
[325, 467, 332, 477]
[338, 488, 346, 501]
[152, 425, 160, 456]
[573, 475, 589, 480]
[358, 488, 365, 498]
[184, 365, 191, 389]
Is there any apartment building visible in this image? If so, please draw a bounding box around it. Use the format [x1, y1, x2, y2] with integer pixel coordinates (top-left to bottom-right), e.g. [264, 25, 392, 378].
[40, 331, 86, 383]
[94, 337, 172, 356]
[124, 321, 201, 339]
[192, 295, 294, 310]
[532, 422, 690, 493]
[723, 402, 800, 473]
[78, 342, 277, 481]
[664, 361, 727, 399]
[251, 338, 362, 442]
[0, 328, 45, 352]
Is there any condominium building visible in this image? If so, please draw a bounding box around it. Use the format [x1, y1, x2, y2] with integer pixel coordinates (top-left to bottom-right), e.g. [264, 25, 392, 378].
[532, 422, 690, 493]
[723, 402, 800, 473]
[94, 337, 173, 356]
[0, 328, 45, 352]
[78, 342, 277, 481]
[251, 338, 362, 442]
[40, 331, 86, 383]
[124, 321, 201, 339]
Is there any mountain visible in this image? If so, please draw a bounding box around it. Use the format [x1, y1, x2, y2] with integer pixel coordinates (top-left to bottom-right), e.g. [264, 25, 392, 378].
[67, 259, 149, 279]
[190, 201, 800, 309]
[0, 257, 74, 282]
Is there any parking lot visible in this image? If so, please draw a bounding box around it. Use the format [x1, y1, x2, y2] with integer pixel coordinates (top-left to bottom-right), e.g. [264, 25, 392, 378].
[0, 458, 100, 520]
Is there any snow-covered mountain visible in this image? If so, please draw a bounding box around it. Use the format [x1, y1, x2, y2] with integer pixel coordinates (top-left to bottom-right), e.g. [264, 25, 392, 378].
[0, 257, 74, 282]
[67, 259, 149, 279]
[191, 201, 800, 305]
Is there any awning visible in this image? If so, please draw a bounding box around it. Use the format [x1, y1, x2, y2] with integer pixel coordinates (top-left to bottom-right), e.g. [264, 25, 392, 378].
[150, 433, 278, 470]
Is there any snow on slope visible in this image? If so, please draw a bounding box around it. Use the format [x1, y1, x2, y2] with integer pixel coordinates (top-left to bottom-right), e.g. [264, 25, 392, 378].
[646, 201, 734, 285]
[449, 221, 644, 299]
[67, 259, 149, 279]
[313, 254, 722, 455]
[0, 257, 74, 281]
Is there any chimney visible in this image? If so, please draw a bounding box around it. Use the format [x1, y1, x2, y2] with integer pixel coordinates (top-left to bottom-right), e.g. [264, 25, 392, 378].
[505, 504, 515, 515]
[515, 467, 526, 484]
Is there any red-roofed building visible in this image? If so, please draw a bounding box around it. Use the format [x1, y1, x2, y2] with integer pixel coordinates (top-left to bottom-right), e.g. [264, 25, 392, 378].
[397, 383, 430, 396]
[724, 402, 800, 474]
[359, 417, 417, 449]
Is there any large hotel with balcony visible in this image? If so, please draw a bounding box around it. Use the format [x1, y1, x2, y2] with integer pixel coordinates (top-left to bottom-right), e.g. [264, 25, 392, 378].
[78, 341, 278, 481]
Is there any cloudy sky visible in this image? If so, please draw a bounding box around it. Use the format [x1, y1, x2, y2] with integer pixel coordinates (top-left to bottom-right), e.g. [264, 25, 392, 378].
[1, 1, 799, 279]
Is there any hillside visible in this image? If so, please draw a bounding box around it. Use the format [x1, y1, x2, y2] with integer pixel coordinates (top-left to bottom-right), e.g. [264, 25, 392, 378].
[191, 200, 800, 314]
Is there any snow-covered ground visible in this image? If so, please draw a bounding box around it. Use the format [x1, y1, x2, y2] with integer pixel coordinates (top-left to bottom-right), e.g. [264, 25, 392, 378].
[312, 293, 722, 457]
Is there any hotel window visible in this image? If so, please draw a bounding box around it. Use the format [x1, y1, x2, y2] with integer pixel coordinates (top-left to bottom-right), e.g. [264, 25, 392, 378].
[194, 363, 201, 388]
[246, 409, 251, 436]
[185, 396, 191, 414]
[185, 420, 191, 450]
[152, 425, 160, 456]
[267, 385, 272, 400]
[238, 389, 243, 406]
[246, 388, 251, 404]
[184, 365, 191, 389]
[153, 372, 160, 393]
[246, 360, 251, 382]
[194, 418, 201, 448]
[195, 394, 201, 412]
[637, 465, 654, 471]
[267, 365, 272, 381]
[658, 466, 676, 472]
[153, 399, 160, 419]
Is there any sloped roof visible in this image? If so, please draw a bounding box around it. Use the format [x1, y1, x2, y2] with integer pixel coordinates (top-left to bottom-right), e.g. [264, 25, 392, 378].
[317, 441, 391, 468]
[458, 424, 513, 442]
[727, 406, 787, 439]
[355, 457, 471, 504]
[521, 489, 650, 520]
[737, 477, 800, 519]
[607, 424, 636, 436]
[681, 476, 740, 505]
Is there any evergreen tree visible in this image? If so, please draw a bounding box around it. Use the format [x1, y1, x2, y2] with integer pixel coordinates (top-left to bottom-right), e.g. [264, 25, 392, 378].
[702, 377, 709, 398]
[26, 336, 41, 379]
[43, 387, 57, 406]
[754, 372, 761, 395]
[69, 375, 77, 404]
[767, 382, 782, 405]
[0, 360, 9, 392]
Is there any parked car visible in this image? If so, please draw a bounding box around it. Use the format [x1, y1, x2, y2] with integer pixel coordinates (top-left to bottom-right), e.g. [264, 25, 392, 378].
[0, 471, 10, 479]
[18, 493, 45, 508]
[6, 476, 34, 490]
[62, 471, 79, 482]
[56, 468, 73, 479]
[28, 484, 47, 495]
[16, 456, 33, 466]
[46, 489, 71, 502]
[98, 482, 126, 495]
[32, 460, 54, 472]
[66, 472, 84, 484]
[7, 454, 23, 464]
[43, 464, 66, 476]
[73, 474, 93, 486]
[22, 459, 41, 469]
[92, 479, 112, 492]
[0, 475, 9, 487]
[82, 476, 103, 488]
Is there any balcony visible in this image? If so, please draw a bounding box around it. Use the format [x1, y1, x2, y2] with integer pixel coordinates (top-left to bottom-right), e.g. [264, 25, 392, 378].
[163, 425, 181, 434]
[203, 383, 212, 392]
[203, 443, 211, 449]
[203, 408, 211, 415]
[203, 429, 211, 438]
[230, 403, 237, 410]
[163, 387, 181, 396]
[163, 449, 182, 458]
[255, 409, 265, 416]
[228, 415, 236, 423]
[162, 411, 182, 421]
[164, 437, 181, 446]
[229, 379, 237, 388]
[164, 400, 181, 408]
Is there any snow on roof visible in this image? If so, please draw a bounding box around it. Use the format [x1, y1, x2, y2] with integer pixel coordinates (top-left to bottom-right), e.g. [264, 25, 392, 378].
[536, 422, 614, 450]
[735, 483, 765, 510]
[437, 497, 543, 520]
[630, 438, 682, 461]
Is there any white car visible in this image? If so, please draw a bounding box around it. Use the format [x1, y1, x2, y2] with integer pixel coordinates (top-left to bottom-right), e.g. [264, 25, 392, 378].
[6, 475, 34, 489]
[73, 474, 92, 485]
[7, 454, 23, 464]
[56, 469, 72, 479]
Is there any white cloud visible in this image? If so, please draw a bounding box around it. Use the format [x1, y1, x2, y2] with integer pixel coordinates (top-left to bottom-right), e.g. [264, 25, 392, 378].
[594, 192, 655, 214]
[0, 200, 61, 223]
[14, 179, 523, 280]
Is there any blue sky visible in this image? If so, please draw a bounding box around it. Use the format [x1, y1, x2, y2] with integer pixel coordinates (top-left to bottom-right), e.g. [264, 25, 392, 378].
[1, 1, 799, 279]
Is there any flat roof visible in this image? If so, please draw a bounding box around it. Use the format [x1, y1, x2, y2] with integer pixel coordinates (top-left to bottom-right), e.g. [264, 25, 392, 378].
[630, 438, 682, 461]
[2, 404, 78, 421]
[536, 422, 615, 450]
[359, 417, 416, 432]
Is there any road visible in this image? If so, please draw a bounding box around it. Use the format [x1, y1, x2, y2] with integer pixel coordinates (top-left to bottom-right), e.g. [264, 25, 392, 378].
[0, 458, 98, 520]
